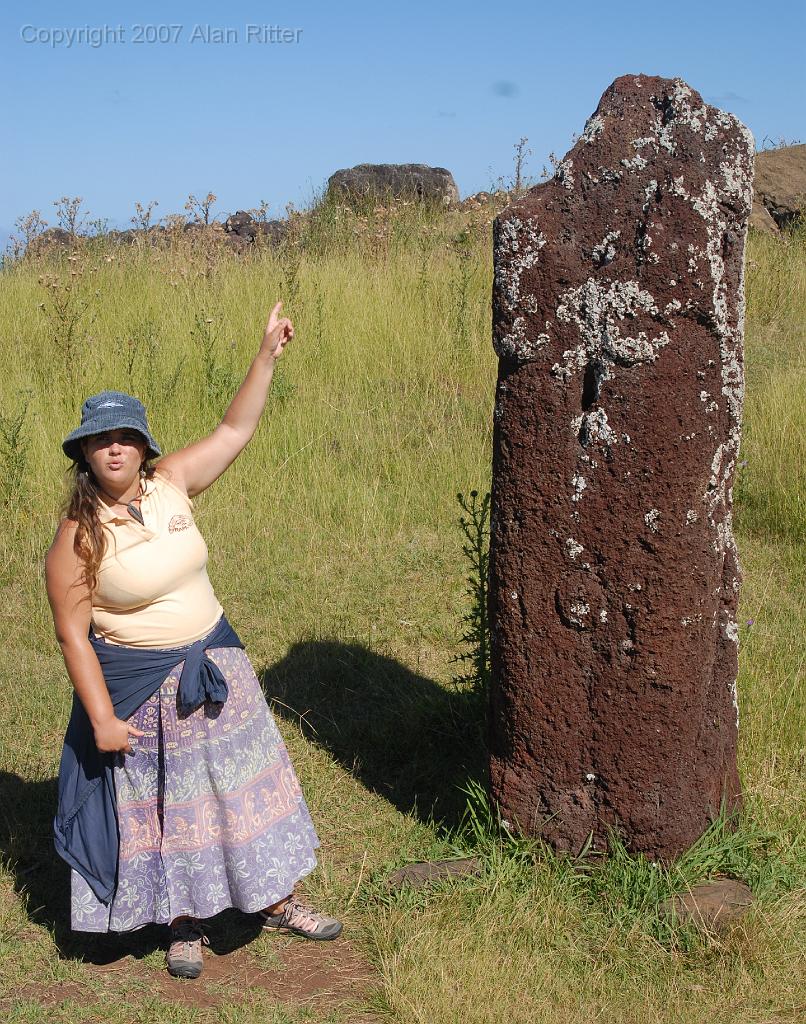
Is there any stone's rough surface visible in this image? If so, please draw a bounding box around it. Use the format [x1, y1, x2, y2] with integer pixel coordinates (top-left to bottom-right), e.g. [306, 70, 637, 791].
[387, 858, 482, 891]
[327, 163, 459, 205]
[488, 75, 754, 862]
[659, 879, 754, 931]
[750, 143, 806, 233]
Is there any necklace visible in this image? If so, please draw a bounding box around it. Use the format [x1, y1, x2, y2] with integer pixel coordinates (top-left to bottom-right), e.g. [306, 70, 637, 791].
[98, 480, 145, 525]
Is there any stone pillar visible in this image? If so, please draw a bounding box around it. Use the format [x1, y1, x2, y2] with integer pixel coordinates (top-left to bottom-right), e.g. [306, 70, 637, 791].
[488, 75, 754, 861]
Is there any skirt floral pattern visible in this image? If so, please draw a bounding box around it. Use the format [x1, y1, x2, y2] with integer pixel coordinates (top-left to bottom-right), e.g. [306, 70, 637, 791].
[71, 646, 320, 932]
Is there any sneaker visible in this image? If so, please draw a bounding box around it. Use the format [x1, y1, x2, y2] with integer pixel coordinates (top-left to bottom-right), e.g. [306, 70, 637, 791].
[259, 896, 343, 941]
[166, 918, 209, 979]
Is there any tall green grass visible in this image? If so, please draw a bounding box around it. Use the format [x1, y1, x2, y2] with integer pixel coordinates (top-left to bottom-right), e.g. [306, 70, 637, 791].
[0, 212, 803, 1023]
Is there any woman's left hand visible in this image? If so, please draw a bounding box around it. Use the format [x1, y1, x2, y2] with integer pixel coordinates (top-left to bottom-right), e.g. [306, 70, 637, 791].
[261, 301, 295, 360]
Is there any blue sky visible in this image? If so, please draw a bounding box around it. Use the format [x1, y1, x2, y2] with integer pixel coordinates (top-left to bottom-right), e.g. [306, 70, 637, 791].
[2, 0, 803, 241]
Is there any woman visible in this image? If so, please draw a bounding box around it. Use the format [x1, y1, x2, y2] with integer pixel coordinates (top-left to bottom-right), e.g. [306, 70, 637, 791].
[45, 302, 342, 980]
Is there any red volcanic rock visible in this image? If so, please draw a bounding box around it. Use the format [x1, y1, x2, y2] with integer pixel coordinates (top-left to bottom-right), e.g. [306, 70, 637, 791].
[488, 75, 754, 862]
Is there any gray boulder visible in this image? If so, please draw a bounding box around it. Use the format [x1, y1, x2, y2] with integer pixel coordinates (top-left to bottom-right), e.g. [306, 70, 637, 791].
[224, 210, 257, 239]
[327, 163, 459, 205]
[223, 210, 288, 246]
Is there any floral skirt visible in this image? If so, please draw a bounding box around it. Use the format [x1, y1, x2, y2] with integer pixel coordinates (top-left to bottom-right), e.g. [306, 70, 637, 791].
[70, 646, 320, 932]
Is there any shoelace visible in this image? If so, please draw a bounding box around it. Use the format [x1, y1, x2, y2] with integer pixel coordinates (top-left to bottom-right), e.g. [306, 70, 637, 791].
[279, 897, 324, 930]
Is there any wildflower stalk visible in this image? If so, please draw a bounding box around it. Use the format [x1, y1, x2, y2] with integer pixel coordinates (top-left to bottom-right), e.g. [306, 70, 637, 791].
[452, 489, 492, 698]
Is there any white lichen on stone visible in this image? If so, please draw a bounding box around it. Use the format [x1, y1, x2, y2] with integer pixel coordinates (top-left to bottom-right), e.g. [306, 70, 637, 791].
[571, 475, 587, 502]
[599, 609, 608, 623]
[648, 99, 752, 580]
[585, 772, 597, 782]
[582, 114, 605, 143]
[555, 158, 575, 190]
[566, 537, 584, 560]
[644, 508, 660, 533]
[493, 215, 548, 360]
[624, 150, 650, 170]
[570, 600, 590, 618]
[730, 677, 739, 731]
[578, 408, 618, 450]
[685, 509, 699, 525]
[597, 166, 622, 184]
[621, 153, 648, 172]
[552, 278, 670, 386]
[725, 619, 739, 643]
[592, 229, 620, 266]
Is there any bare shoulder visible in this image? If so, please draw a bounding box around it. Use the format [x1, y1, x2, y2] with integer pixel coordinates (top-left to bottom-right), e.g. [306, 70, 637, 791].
[49, 516, 79, 546]
[45, 517, 91, 627]
[45, 518, 81, 574]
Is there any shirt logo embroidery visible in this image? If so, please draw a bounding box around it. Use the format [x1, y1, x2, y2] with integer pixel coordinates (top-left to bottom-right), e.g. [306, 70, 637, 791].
[168, 514, 192, 533]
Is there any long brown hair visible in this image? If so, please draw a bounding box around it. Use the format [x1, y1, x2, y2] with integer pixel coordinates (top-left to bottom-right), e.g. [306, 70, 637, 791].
[62, 455, 157, 593]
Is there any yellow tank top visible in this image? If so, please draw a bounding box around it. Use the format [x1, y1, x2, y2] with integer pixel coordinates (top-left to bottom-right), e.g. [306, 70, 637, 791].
[91, 470, 223, 648]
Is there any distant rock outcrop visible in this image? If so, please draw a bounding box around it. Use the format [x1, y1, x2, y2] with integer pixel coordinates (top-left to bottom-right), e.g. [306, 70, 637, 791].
[222, 210, 288, 248]
[750, 143, 806, 233]
[25, 226, 75, 254]
[327, 163, 459, 205]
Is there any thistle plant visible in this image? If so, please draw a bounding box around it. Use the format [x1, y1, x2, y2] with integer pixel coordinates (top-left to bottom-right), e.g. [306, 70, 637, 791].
[0, 392, 31, 506]
[452, 489, 492, 699]
[451, 229, 473, 347]
[512, 136, 532, 193]
[132, 200, 159, 231]
[37, 269, 91, 384]
[7, 210, 48, 259]
[53, 195, 87, 236]
[191, 310, 237, 409]
[185, 192, 218, 225]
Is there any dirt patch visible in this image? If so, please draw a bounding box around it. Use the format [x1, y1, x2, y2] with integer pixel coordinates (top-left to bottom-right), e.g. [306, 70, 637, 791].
[9, 979, 91, 1008]
[162, 936, 374, 1010]
[1, 933, 378, 1019]
[95, 930, 378, 1018]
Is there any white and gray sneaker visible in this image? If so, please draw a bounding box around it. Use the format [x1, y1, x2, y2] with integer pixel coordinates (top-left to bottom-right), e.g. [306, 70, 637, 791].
[166, 918, 209, 979]
[259, 896, 343, 941]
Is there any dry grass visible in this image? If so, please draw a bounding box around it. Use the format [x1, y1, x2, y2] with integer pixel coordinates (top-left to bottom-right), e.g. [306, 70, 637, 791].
[0, 208, 802, 1023]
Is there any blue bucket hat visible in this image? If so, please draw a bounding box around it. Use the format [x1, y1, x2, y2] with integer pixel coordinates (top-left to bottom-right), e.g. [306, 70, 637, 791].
[62, 390, 162, 463]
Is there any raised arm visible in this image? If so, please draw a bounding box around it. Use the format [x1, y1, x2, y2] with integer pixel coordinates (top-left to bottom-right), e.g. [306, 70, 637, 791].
[45, 521, 144, 753]
[155, 302, 294, 498]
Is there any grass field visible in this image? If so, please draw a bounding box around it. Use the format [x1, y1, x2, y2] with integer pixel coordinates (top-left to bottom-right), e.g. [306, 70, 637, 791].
[0, 200, 803, 1023]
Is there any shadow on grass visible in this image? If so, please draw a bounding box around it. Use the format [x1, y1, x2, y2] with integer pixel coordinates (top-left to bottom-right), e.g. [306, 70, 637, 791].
[0, 771, 264, 962]
[259, 638, 488, 829]
[0, 642, 486, 960]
